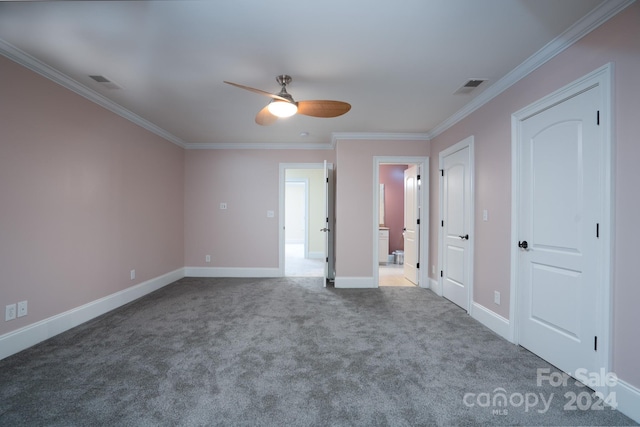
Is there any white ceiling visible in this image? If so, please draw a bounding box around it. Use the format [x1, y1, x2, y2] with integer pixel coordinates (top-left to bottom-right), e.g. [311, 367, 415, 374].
[0, 0, 608, 148]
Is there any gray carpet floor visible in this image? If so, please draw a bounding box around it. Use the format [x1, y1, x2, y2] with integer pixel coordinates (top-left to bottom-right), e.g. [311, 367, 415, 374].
[0, 277, 636, 426]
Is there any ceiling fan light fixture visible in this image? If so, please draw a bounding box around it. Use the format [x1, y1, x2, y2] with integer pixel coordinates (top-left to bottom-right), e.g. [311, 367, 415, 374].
[268, 100, 297, 118]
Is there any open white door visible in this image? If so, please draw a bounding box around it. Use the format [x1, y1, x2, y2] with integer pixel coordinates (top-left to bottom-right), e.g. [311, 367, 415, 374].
[403, 165, 419, 284]
[322, 160, 335, 285]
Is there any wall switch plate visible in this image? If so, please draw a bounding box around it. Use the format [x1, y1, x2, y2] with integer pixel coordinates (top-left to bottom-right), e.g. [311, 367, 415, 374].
[5, 304, 16, 321]
[17, 301, 27, 317]
[130, 269, 136, 280]
[205, 255, 211, 263]
[494, 291, 501, 305]
[267, 210, 274, 218]
[483, 209, 489, 221]
[219, 202, 228, 210]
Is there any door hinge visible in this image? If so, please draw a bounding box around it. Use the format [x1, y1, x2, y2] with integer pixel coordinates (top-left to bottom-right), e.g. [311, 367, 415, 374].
[417, 262, 420, 269]
[597, 110, 600, 125]
[596, 223, 600, 238]
[417, 174, 421, 181]
[594, 336, 598, 351]
[440, 270, 443, 277]
[440, 169, 444, 177]
[441, 220, 444, 227]
[417, 218, 420, 225]
[326, 257, 329, 263]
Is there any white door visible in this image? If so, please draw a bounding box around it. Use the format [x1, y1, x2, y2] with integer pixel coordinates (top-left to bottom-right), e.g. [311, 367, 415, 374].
[403, 165, 419, 284]
[441, 144, 471, 311]
[517, 87, 601, 376]
[322, 161, 335, 285]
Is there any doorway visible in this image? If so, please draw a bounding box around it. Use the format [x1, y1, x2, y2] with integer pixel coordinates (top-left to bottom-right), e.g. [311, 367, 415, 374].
[280, 164, 328, 278]
[374, 157, 429, 288]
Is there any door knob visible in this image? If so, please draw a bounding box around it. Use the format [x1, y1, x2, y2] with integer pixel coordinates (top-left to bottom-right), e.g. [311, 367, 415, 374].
[459, 234, 469, 240]
[518, 240, 528, 249]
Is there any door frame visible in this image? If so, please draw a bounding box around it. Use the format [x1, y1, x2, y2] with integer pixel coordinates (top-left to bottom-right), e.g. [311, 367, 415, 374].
[437, 136, 475, 311]
[509, 64, 613, 391]
[279, 163, 329, 277]
[373, 156, 429, 288]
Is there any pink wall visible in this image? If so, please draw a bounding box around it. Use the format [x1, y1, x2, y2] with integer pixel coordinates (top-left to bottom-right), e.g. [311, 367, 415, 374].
[0, 55, 185, 336]
[335, 139, 429, 277]
[379, 164, 408, 253]
[184, 149, 335, 268]
[428, 2, 640, 388]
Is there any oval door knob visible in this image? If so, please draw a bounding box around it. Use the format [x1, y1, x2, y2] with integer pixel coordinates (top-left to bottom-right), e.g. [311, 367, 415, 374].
[459, 234, 469, 240]
[518, 240, 528, 249]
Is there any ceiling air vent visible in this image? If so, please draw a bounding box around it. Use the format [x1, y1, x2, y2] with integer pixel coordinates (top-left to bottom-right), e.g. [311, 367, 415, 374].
[89, 75, 121, 90]
[454, 79, 487, 95]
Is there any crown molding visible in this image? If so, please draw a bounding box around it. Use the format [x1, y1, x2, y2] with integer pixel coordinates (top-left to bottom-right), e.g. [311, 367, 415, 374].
[427, 0, 635, 140]
[0, 39, 188, 149]
[185, 141, 335, 150]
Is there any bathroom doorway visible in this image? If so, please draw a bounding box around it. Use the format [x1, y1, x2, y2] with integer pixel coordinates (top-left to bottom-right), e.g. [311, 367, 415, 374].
[374, 157, 429, 287]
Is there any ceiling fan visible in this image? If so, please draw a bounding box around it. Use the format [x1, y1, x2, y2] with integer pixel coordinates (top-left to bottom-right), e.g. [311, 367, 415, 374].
[224, 75, 351, 126]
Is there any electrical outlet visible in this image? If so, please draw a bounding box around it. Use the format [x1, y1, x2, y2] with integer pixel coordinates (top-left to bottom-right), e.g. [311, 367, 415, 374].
[494, 291, 501, 305]
[17, 301, 27, 317]
[483, 209, 489, 221]
[5, 304, 16, 321]
[130, 269, 136, 280]
[219, 202, 227, 210]
[205, 255, 211, 263]
[432, 265, 435, 275]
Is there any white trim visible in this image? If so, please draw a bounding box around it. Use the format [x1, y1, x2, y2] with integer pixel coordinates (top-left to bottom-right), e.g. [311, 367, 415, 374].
[427, 0, 633, 140]
[510, 63, 613, 387]
[373, 156, 429, 289]
[184, 267, 280, 277]
[438, 136, 475, 309]
[334, 277, 376, 289]
[614, 379, 640, 423]
[0, 268, 185, 361]
[470, 303, 511, 341]
[308, 251, 324, 259]
[0, 39, 188, 149]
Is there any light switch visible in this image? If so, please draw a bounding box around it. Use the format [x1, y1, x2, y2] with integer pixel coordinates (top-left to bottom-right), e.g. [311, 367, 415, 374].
[483, 209, 488, 221]
[267, 210, 274, 218]
[220, 202, 228, 210]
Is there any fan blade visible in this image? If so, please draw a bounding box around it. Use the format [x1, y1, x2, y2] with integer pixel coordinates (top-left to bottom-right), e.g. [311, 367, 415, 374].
[255, 105, 278, 126]
[297, 100, 351, 118]
[224, 81, 290, 102]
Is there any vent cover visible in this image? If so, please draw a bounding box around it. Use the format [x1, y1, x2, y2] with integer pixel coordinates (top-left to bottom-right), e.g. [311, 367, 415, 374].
[89, 75, 121, 90]
[454, 78, 487, 94]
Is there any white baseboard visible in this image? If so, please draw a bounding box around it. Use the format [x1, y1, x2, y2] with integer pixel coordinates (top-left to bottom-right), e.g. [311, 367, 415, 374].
[334, 276, 376, 288]
[308, 251, 324, 259]
[430, 277, 442, 295]
[470, 302, 511, 341]
[614, 378, 640, 423]
[184, 266, 280, 278]
[0, 267, 185, 361]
